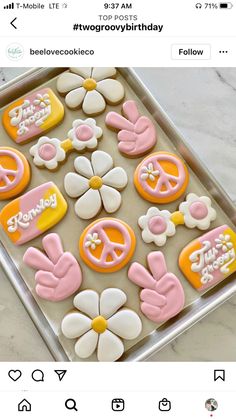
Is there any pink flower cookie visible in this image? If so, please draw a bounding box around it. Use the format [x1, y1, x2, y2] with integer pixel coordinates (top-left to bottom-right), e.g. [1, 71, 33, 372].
[139, 193, 217, 247]
[128, 251, 185, 323]
[105, 100, 157, 158]
[23, 233, 82, 302]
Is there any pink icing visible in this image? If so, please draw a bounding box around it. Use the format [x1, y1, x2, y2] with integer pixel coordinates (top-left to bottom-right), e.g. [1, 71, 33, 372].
[105, 100, 157, 157]
[137, 153, 187, 199]
[128, 251, 185, 323]
[83, 219, 132, 269]
[189, 201, 208, 220]
[23, 233, 82, 301]
[0, 149, 24, 193]
[75, 125, 93, 141]
[38, 143, 57, 161]
[148, 216, 167, 234]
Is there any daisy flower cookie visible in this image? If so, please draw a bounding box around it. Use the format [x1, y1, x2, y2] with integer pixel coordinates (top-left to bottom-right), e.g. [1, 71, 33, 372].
[177, 193, 217, 230]
[30, 118, 103, 171]
[61, 288, 142, 362]
[138, 207, 176, 247]
[64, 150, 128, 219]
[57, 67, 125, 115]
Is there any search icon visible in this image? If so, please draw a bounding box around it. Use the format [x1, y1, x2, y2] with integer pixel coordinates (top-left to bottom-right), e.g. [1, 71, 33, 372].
[65, 398, 78, 412]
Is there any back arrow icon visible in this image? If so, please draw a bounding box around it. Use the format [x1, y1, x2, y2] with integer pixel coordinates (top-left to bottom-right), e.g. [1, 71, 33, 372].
[10, 17, 17, 29]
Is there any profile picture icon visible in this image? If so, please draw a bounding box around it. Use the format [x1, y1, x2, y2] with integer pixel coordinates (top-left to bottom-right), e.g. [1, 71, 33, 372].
[205, 398, 218, 412]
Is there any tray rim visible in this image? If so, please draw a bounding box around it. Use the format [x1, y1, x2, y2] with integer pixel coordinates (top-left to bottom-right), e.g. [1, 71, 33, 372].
[0, 67, 236, 362]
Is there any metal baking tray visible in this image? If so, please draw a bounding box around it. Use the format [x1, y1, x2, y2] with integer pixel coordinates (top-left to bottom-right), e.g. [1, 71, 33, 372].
[0, 67, 236, 362]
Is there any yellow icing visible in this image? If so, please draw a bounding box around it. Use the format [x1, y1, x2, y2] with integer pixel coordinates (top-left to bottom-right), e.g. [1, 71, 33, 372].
[61, 139, 73, 152]
[91, 316, 107, 333]
[37, 185, 67, 231]
[83, 78, 97, 91]
[171, 211, 185, 225]
[89, 176, 103, 190]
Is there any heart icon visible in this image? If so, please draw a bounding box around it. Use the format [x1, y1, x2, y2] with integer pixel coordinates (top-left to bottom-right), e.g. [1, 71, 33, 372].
[8, 369, 22, 382]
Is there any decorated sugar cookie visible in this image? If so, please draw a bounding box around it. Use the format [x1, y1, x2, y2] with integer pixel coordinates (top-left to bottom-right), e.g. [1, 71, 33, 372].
[61, 288, 142, 361]
[0, 147, 30, 200]
[30, 118, 103, 170]
[179, 225, 236, 292]
[105, 100, 157, 157]
[57, 67, 125, 115]
[64, 150, 128, 219]
[139, 193, 216, 247]
[128, 251, 185, 323]
[134, 152, 189, 203]
[0, 182, 67, 245]
[2, 88, 64, 144]
[23, 233, 82, 302]
[79, 218, 136, 273]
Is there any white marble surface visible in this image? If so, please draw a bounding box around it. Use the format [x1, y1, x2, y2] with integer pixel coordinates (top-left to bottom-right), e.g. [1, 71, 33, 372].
[0, 67, 236, 361]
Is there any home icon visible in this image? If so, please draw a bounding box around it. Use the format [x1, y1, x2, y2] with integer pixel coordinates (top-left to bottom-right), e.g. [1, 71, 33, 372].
[18, 399, 31, 412]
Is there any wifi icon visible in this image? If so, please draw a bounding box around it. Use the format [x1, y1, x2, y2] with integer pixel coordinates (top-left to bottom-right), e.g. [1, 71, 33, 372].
[4, 2, 14, 9]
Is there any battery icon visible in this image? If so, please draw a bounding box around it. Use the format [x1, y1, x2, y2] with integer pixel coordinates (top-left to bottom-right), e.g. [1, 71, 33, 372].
[219, 2, 233, 8]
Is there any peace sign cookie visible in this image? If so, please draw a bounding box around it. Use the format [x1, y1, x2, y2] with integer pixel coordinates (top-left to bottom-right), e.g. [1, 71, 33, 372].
[134, 152, 189, 204]
[79, 218, 136, 273]
[0, 147, 30, 200]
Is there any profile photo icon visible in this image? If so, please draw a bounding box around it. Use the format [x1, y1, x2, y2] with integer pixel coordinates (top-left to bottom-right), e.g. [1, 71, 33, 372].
[205, 398, 218, 412]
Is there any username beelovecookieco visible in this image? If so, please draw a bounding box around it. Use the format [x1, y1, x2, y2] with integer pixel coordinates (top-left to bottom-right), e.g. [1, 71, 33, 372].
[30, 48, 94, 55]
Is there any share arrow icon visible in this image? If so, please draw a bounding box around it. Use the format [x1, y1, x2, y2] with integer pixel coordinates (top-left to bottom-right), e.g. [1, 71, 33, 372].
[54, 370, 67, 381]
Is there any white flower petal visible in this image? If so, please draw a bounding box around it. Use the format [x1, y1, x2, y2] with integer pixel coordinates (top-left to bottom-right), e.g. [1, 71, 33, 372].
[96, 79, 124, 104]
[100, 288, 127, 319]
[138, 215, 148, 229]
[91, 150, 113, 177]
[140, 173, 149, 180]
[74, 189, 101, 219]
[92, 67, 117, 81]
[57, 72, 84, 94]
[100, 185, 121, 213]
[97, 330, 124, 362]
[74, 290, 99, 319]
[225, 234, 231, 241]
[82, 90, 106, 115]
[102, 167, 128, 189]
[70, 67, 92, 79]
[61, 312, 91, 339]
[141, 229, 155, 244]
[108, 309, 142, 340]
[74, 156, 94, 178]
[64, 173, 89, 198]
[75, 330, 98, 359]
[65, 87, 86, 109]
[153, 233, 168, 247]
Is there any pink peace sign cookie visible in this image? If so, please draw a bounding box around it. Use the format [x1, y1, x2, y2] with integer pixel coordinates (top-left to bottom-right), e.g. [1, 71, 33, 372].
[23, 233, 82, 302]
[134, 152, 189, 203]
[128, 251, 185, 323]
[0, 147, 30, 200]
[79, 218, 136, 273]
[105, 100, 157, 157]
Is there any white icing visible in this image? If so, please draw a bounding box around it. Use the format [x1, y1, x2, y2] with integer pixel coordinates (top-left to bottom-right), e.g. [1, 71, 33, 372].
[7, 194, 57, 233]
[65, 87, 86, 109]
[140, 163, 159, 181]
[57, 72, 84, 94]
[84, 233, 102, 250]
[9, 99, 51, 136]
[179, 193, 216, 230]
[92, 67, 116, 81]
[138, 207, 176, 247]
[82, 90, 106, 115]
[64, 151, 127, 220]
[61, 288, 142, 362]
[68, 118, 103, 151]
[30, 137, 66, 170]
[96, 79, 125, 103]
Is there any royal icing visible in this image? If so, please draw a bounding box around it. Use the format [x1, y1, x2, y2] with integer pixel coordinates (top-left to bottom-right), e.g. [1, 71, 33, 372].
[0, 147, 30, 200]
[2, 88, 64, 144]
[179, 225, 236, 291]
[64, 150, 128, 219]
[57, 67, 125, 115]
[61, 288, 142, 361]
[105, 100, 157, 157]
[0, 182, 67, 245]
[134, 152, 189, 204]
[23, 233, 82, 302]
[139, 193, 216, 247]
[79, 218, 136, 273]
[30, 118, 103, 170]
[128, 251, 185, 323]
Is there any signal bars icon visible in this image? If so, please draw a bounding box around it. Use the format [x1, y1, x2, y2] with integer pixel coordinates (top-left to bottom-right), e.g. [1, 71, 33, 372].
[4, 2, 14, 9]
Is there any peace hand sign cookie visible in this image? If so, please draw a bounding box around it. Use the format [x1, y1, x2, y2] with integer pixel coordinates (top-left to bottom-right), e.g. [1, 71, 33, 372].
[0, 147, 30, 200]
[23, 233, 82, 302]
[79, 218, 136, 273]
[134, 152, 189, 203]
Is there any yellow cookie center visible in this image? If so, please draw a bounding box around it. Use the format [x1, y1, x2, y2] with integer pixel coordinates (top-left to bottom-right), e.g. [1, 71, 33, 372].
[89, 176, 103, 190]
[171, 211, 185, 225]
[91, 316, 107, 334]
[83, 78, 97, 91]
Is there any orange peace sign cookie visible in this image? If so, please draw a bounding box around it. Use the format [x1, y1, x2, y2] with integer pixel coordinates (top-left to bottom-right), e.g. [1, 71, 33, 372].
[0, 147, 30, 200]
[79, 218, 136, 273]
[134, 152, 189, 204]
